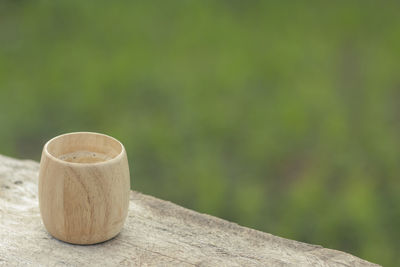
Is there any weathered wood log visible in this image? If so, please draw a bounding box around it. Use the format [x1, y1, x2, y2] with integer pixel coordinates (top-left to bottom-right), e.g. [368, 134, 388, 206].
[0, 155, 379, 266]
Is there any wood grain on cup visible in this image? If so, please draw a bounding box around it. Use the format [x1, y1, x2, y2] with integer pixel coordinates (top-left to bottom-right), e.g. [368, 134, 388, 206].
[38, 132, 130, 245]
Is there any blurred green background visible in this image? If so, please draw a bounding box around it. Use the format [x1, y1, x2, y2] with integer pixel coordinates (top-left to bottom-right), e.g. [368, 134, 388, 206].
[1, 1, 399, 265]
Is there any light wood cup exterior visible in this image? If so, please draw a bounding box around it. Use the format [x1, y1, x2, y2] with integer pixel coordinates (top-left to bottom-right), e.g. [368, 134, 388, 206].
[38, 132, 130, 245]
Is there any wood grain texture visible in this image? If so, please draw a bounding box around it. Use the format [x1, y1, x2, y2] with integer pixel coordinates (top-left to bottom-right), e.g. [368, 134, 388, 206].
[0, 155, 380, 266]
[38, 132, 130, 245]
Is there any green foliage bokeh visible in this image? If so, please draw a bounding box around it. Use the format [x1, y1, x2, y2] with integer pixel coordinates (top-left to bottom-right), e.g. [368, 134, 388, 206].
[1, 1, 399, 265]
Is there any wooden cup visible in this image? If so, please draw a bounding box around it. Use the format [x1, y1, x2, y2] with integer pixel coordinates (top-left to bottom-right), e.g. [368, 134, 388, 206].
[38, 132, 130, 245]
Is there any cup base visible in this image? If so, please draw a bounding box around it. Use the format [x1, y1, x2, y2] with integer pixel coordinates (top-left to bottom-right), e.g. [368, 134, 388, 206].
[47, 230, 122, 245]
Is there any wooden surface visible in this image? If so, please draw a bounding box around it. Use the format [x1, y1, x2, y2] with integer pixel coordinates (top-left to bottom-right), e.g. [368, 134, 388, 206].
[39, 132, 130, 244]
[0, 155, 379, 266]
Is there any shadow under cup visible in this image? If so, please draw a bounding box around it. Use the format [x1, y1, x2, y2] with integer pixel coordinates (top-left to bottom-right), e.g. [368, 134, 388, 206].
[38, 132, 130, 245]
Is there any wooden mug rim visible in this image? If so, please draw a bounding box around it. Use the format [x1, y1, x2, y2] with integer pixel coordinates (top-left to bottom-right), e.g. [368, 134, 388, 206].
[43, 132, 126, 166]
